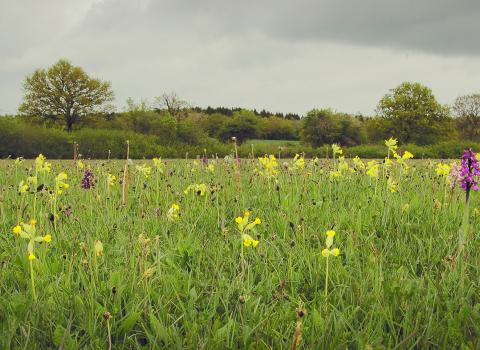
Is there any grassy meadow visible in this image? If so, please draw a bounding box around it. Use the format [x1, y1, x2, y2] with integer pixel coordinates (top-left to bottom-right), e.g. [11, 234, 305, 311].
[1, 149, 480, 349]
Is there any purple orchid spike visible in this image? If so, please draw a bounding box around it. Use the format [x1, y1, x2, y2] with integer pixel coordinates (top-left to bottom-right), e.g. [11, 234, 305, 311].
[81, 169, 95, 189]
[460, 148, 480, 202]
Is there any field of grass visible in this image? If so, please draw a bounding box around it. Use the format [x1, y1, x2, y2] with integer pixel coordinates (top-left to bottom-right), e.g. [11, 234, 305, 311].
[1, 151, 480, 349]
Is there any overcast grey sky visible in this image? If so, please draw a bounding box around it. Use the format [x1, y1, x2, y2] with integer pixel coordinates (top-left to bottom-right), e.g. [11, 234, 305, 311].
[1, 0, 479, 116]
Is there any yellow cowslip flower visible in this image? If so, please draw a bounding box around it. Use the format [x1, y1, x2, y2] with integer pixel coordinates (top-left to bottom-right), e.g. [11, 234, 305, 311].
[257, 154, 279, 177]
[94, 240, 104, 257]
[325, 230, 335, 248]
[107, 173, 116, 187]
[242, 234, 259, 248]
[366, 160, 379, 178]
[384, 157, 393, 167]
[236, 211, 261, 232]
[30, 219, 37, 226]
[135, 164, 151, 179]
[13, 225, 22, 235]
[326, 230, 336, 237]
[402, 151, 414, 160]
[35, 154, 51, 173]
[387, 177, 398, 193]
[152, 157, 165, 174]
[385, 137, 398, 152]
[289, 154, 305, 171]
[43, 234, 52, 243]
[28, 253, 36, 261]
[322, 230, 340, 257]
[329, 170, 342, 179]
[436, 163, 451, 177]
[184, 183, 208, 196]
[167, 203, 180, 221]
[27, 176, 37, 187]
[55, 172, 69, 195]
[338, 156, 354, 174]
[14, 157, 24, 165]
[332, 144, 343, 156]
[18, 180, 29, 193]
[352, 156, 365, 171]
[76, 160, 85, 169]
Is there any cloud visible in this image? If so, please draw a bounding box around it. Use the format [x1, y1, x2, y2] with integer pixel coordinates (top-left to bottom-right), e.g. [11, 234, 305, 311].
[0, 0, 479, 115]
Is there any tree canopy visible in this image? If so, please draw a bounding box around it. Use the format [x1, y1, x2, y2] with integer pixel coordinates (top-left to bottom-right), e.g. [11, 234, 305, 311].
[19, 59, 114, 132]
[376, 82, 454, 145]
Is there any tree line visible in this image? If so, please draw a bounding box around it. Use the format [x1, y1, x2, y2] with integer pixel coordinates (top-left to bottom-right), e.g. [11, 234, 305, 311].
[5, 59, 480, 152]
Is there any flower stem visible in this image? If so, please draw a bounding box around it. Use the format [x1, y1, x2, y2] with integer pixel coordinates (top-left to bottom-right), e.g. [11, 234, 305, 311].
[458, 197, 470, 257]
[324, 256, 329, 299]
[29, 260, 37, 301]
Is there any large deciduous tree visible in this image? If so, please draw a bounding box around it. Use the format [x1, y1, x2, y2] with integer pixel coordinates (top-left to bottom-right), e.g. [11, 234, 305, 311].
[453, 94, 480, 141]
[376, 82, 454, 145]
[19, 59, 114, 132]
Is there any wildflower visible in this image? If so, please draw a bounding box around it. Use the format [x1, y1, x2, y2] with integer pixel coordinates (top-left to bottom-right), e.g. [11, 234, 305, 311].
[35, 154, 52, 173]
[28, 253, 36, 261]
[242, 234, 259, 248]
[184, 183, 208, 196]
[30, 219, 37, 226]
[18, 180, 29, 193]
[43, 234, 52, 243]
[81, 169, 95, 189]
[235, 210, 260, 232]
[257, 155, 279, 177]
[366, 160, 379, 178]
[107, 173, 116, 187]
[76, 160, 85, 169]
[329, 170, 342, 179]
[152, 157, 165, 174]
[167, 203, 180, 221]
[322, 229, 340, 297]
[27, 176, 37, 187]
[331, 144, 343, 156]
[13, 225, 22, 235]
[94, 240, 104, 257]
[387, 177, 398, 193]
[289, 154, 305, 171]
[352, 156, 365, 172]
[55, 172, 69, 195]
[135, 164, 152, 179]
[14, 157, 24, 165]
[460, 148, 480, 196]
[436, 163, 451, 177]
[385, 137, 398, 153]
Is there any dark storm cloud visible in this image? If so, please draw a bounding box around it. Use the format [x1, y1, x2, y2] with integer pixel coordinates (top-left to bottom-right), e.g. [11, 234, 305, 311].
[0, 0, 479, 115]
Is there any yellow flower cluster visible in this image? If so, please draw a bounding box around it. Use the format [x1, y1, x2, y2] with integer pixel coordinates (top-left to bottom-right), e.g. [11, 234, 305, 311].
[436, 163, 451, 177]
[289, 154, 305, 171]
[387, 177, 398, 193]
[135, 164, 152, 178]
[167, 203, 180, 222]
[366, 160, 379, 179]
[55, 172, 69, 195]
[12, 220, 52, 260]
[35, 154, 51, 173]
[235, 211, 261, 248]
[184, 183, 208, 196]
[331, 144, 343, 156]
[152, 157, 165, 174]
[257, 155, 279, 177]
[321, 230, 340, 257]
[107, 173, 116, 187]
